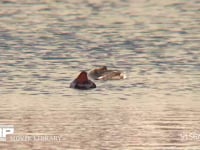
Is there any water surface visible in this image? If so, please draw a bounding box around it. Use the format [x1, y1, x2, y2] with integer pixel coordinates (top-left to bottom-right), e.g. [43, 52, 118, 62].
[0, 0, 200, 149]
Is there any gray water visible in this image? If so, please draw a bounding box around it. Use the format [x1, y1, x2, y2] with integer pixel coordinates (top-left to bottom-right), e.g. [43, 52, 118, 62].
[0, 0, 200, 149]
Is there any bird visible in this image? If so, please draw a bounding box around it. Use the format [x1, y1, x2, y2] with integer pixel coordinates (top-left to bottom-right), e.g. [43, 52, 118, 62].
[70, 71, 96, 89]
[89, 66, 126, 80]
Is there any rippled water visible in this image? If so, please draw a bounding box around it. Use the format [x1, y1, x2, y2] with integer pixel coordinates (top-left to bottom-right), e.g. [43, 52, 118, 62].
[0, 0, 200, 149]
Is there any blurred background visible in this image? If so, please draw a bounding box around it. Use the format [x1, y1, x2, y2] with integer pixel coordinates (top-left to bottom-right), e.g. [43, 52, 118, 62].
[0, 0, 200, 149]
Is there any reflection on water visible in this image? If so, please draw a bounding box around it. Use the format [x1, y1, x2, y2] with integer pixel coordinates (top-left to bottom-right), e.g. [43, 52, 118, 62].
[0, 0, 200, 149]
